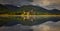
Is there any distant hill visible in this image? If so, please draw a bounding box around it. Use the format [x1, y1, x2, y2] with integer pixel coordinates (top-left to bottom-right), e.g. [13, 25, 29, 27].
[0, 4, 19, 14]
[18, 5, 60, 15]
[0, 4, 60, 15]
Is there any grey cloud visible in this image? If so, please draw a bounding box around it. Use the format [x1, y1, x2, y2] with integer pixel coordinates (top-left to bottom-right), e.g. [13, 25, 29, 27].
[0, 0, 60, 10]
[0, 0, 32, 6]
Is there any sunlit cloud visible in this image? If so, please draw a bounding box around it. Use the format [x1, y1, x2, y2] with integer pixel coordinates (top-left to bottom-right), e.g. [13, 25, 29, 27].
[32, 0, 60, 10]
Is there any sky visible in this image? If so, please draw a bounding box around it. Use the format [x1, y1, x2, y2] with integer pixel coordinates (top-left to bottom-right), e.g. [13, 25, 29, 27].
[0, 0, 60, 10]
[0, 0, 60, 31]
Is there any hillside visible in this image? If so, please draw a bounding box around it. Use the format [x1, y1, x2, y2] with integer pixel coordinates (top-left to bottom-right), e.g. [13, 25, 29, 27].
[0, 4, 60, 15]
[0, 4, 60, 26]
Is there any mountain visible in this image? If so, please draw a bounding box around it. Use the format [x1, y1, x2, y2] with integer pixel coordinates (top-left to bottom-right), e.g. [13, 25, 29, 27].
[0, 4, 60, 15]
[50, 9, 60, 15]
[16, 5, 60, 15]
[0, 4, 60, 26]
[0, 4, 19, 14]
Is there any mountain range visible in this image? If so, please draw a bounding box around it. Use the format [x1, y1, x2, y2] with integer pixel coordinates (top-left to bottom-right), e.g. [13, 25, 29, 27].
[0, 4, 60, 15]
[0, 4, 60, 26]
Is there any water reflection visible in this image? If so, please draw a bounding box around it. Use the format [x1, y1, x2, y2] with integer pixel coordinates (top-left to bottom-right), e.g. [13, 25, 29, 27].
[0, 15, 60, 26]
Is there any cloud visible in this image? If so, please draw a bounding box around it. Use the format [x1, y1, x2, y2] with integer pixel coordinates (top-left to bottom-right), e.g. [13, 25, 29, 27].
[32, 21, 60, 31]
[32, 0, 60, 10]
[32, 0, 60, 6]
[32, 0, 51, 6]
[0, 0, 60, 10]
[0, 0, 32, 6]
